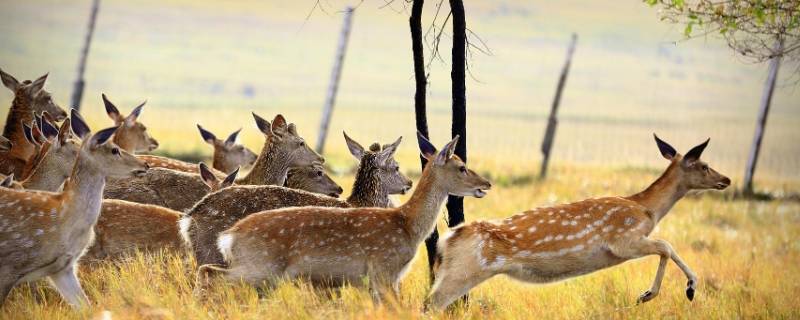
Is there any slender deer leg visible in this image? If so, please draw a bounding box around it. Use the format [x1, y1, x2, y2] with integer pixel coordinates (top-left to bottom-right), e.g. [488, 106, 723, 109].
[611, 237, 696, 303]
[48, 264, 88, 308]
[426, 261, 492, 311]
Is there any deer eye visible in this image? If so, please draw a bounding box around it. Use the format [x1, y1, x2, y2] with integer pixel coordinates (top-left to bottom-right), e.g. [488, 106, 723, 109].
[701, 165, 709, 172]
[459, 166, 467, 173]
[316, 171, 323, 177]
[111, 147, 120, 156]
[299, 141, 305, 147]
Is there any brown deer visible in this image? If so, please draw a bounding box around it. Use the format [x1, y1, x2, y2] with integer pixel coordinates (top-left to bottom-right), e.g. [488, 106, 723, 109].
[195, 134, 491, 302]
[426, 135, 731, 310]
[82, 164, 238, 262]
[102, 93, 159, 153]
[0, 109, 148, 308]
[181, 132, 412, 266]
[0, 69, 67, 176]
[285, 164, 343, 198]
[103, 113, 323, 212]
[197, 124, 257, 173]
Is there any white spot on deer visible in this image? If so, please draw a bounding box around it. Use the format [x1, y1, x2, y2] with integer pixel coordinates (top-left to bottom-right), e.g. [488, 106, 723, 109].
[593, 220, 603, 227]
[33, 229, 43, 236]
[624, 217, 635, 226]
[566, 235, 575, 240]
[528, 226, 537, 233]
[279, 229, 285, 235]
[543, 235, 553, 242]
[602, 225, 614, 233]
[561, 221, 569, 226]
[548, 219, 556, 224]
[515, 233, 523, 239]
[555, 234, 564, 241]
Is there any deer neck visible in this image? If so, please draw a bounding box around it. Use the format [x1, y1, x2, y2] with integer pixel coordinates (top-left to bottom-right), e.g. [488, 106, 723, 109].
[347, 158, 389, 208]
[399, 165, 448, 243]
[59, 154, 106, 232]
[3, 94, 35, 159]
[626, 162, 687, 224]
[22, 150, 70, 192]
[238, 138, 290, 185]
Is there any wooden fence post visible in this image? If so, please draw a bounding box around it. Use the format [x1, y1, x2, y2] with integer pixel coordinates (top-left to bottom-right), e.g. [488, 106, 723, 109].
[743, 39, 783, 196]
[315, 7, 355, 154]
[539, 33, 577, 179]
[71, 0, 101, 111]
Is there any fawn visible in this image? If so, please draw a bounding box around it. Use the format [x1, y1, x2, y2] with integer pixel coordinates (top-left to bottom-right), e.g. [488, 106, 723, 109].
[181, 132, 412, 266]
[0, 109, 148, 308]
[0, 69, 67, 176]
[195, 133, 491, 301]
[426, 135, 731, 310]
[102, 93, 159, 153]
[82, 163, 238, 262]
[103, 113, 323, 212]
[197, 124, 257, 173]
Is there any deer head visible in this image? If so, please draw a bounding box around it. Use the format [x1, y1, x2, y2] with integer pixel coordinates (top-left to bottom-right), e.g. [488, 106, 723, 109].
[418, 133, 491, 198]
[286, 164, 343, 197]
[102, 93, 159, 154]
[71, 108, 149, 178]
[252, 113, 323, 167]
[199, 162, 239, 192]
[0, 69, 67, 121]
[344, 132, 413, 195]
[653, 134, 730, 191]
[197, 124, 257, 173]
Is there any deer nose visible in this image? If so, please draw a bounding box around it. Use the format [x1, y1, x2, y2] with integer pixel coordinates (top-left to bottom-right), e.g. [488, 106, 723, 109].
[336, 186, 344, 194]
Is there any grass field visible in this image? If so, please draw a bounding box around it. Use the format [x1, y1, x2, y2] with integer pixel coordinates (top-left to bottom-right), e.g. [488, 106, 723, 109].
[1, 0, 799, 319]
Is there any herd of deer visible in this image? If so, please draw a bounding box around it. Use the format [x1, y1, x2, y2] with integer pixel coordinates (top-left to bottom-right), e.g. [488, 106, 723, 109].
[0, 69, 731, 311]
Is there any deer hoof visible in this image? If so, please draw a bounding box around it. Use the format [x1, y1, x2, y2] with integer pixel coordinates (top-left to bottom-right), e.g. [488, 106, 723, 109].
[686, 280, 696, 301]
[637, 290, 656, 304]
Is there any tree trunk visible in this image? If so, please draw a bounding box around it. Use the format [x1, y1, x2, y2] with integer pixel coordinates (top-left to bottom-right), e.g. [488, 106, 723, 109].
[446, 0, 467, 231]
[743, 38, 783, 196]
[315, 7, 355, 154]
[71, 0, 101, 111]
[540, 33, 577, 179]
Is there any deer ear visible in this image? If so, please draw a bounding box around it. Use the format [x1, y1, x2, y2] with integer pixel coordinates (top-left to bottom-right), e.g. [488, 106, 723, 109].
[272, 115, 287, 130]
[89, 127, 118, 147]
[30, 120, 46, 145]
[29, 73, 47, 93]
[252, 112, 274, 137]
[1, 174, 14, 188]
[57, 118, 72, 145]
[0, 68, 19, 91]
[198, 162, 218, 187]
[102, 93, 123, 123]
[417, 132, 437, 160]
[434, 135, 459, 165]
[70, 109, 92, 139]
[343, 131, 365, 160]
[197, 124, 217, 145]
[0, 136, 11, 151]
[124, 101, 146, 127]
[653, 133, 677, 160]
[40, 115, 59, 140]
[222, 167, 239, 188]
[377, 136, 402, 163]
[23, 123, 36, 146]
[287, 123, 298, 136]
[225, 128, 241, 146]
[683, 138, 709, 164]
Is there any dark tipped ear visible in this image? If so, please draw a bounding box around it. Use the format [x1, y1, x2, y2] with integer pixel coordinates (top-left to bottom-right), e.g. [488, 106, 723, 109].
[57, 118, 72, 144]
[124, 101, 146, 126]
[272, 115, 287, 130]
[89, 127, 118, 147]
[197, 124, 217, 145]
[102, 93, 122, 123]
[224, 128, 241, 146]
[1, 174, 14, 188]
[70, 109, 92, 139]
[434, 135, 459, 165]
[417, 132, 437, 160]
[40, 115, 59, 140]
[222, 167, 239, 188]
[252, 112, 274, 136]
[198, 162, 217, 186]
[343, 131, 365, 160]
[23, 123, 35, 145]
[683, 138, 709, 164]
[653, 134, 677, 160]
[0, 68, 19, 91]
[377, 136, 402, 163]
[31, 120, 47, 145]
[29, 73, 48, 93]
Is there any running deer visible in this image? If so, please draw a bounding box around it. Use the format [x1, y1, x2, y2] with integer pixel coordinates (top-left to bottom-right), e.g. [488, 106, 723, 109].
[0, 69, 67, 176]
[426, 135, 731, 310]
[181, 132, 412, 266]
[197, 124, 257, 173]
[102, 93, 159, 153]
[195, 134, 491, 301]
[0, 109, 148, 308]
[103, 113, 323, 212]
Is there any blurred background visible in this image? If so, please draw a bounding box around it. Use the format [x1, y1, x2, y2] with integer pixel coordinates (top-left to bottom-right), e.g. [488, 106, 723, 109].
[1, 0, 798, 184]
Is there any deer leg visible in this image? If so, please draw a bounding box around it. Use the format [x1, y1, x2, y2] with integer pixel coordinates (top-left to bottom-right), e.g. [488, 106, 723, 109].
[611, 237, 695, 303]
[425, 258, 492, 312]
[48, 264, 88, 308]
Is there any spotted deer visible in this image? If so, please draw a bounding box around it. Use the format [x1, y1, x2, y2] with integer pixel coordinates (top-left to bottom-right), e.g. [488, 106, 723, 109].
[426, 135, 731, 310]
[197, 124, 257, 173]
[102, 93, 159, 153]
[181, 132, 412, 266]
[0, 69, 67, 176]
[195, 134, 491, 301]
[0, 109, 148, 308]
[103, 113, 323, 212]
[285, 164, 343, 198]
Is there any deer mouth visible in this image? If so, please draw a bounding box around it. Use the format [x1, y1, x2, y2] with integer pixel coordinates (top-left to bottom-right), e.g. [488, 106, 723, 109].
[131, 169, 148, 177]
[714, 182, 729, 190]
[328, 192, 341, 198]
[474, 189, 487, 198]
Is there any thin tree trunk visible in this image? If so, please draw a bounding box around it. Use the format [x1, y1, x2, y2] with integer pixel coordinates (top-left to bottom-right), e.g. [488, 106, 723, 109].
[540, 33, 577, 179]
[71, 0, 101, 111]
[444, 0, 467, 248]
[315, 7, 355, 154]
[743, 38, 783, 195]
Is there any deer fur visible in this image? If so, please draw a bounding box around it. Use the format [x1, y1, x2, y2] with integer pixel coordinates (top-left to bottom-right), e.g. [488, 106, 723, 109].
[197, 124, 257, 173]
[103, 113, 322, 212]
[426, 135, 731, 310]
[0, 69, 67, 176]
[285, 164, 343, 198]
[19, 120, 79, 191]
[102, 93, 159, 154]
[0, 136, 11, 152]
[0, 109, 148, 308]
[181, 132, 413, 266]
[195, 134, 491, 302]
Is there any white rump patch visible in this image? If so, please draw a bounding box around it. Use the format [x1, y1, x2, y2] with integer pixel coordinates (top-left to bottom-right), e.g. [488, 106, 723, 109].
[217, 233, 236, 263]
[178, 216, 193, 245]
